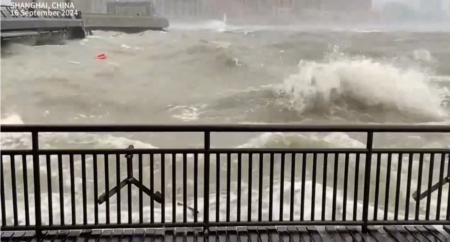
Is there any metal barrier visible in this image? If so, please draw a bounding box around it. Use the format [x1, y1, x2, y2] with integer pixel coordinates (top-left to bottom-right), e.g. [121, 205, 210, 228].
[1, 124, 449, 235]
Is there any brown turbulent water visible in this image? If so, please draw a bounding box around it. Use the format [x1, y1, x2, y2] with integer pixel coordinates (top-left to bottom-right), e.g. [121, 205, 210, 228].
[1, 22, 449, 225]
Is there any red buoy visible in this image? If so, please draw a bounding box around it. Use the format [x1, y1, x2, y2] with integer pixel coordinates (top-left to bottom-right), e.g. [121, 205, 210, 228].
[96, 54, 107, 60]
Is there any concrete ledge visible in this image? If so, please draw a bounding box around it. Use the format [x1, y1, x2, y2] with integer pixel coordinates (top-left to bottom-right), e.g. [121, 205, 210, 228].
[1, 18, 84, 31]
[83, 13, 169, 31]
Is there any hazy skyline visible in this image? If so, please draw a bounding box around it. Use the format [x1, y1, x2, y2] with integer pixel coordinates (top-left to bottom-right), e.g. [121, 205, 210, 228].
[373, 0, 448, 13]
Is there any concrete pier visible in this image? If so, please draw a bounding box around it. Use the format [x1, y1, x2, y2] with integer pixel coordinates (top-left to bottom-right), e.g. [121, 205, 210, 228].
[1, 5, 86, 43]
[5, 0, 170, 36]
[82, 13, 169, 32]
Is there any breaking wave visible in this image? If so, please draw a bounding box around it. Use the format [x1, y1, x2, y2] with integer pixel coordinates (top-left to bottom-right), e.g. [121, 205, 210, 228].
[169, 48, 450, 123]
[278, 48, 449, 122]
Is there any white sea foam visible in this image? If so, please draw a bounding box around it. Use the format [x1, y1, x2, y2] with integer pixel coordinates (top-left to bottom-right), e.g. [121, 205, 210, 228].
[281, 48, 448, 121]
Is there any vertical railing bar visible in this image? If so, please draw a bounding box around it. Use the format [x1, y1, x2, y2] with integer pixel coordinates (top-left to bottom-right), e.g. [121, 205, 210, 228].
[22, 154, 30, 226]
[127, 152, 132, 225]
[105, 154, 110, 224]
[383, 153, 392, 221]
[404, 153, 414, 221]
[322, 153, 328, 221]
[258, 153, 263, 222]
[204, 131, 211, 228]
[373, 153, 381, 221]
[69, 154, 76, 225]
[300, 153, 306, 221]
[81, 154, 87, 225]
[172, 153, 176, 223]
[226, 153, 231, 223]
[93, 154, 99, 225]
[0, 156, 6, 227]
[342, 153, 349, 221]
[446, 153, 450, 221]
[435, 153, 445, 220]
[183, 153, 187, 223]
[394, 153, 403, 221]
[138, 153, 143, 224]
[269, 152, 274, 222]
[289, 153, 296, 222]
[10, 155, 18, 226]
[311, 153, 317, 221]
[425, 153, 435, 221]
[237, 153, 242, 222]
[194, 153, 199, 223]
[216, 153, 220, 222]
[332, 153, 338, 222]
[161, 153, 166, 224]
[58, 154, 65, 225]
[32, 131, 42, 235]
[353, 153, 360, 221]
[248, 153, 253, 222]
[279, 153, 285, 222]
[362, 131, 373, 233]
[45, 154, 52, 226]
[116, 154, 121, 224]
[150, 154, 155, 224]
[415, 153, 424, 220]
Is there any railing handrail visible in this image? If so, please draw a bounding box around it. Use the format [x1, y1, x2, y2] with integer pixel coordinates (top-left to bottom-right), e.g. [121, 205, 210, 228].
[2, 148, 449, 154]
[2, 124, 450, 133]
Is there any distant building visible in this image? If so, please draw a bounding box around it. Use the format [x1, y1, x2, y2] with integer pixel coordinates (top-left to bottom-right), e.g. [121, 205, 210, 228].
[107, 0, 155, 16]
[320, 0, 372, 12]
[417, 0, 448, 20]
[446, 0, 450, 15]
[420, 0, 442, 13]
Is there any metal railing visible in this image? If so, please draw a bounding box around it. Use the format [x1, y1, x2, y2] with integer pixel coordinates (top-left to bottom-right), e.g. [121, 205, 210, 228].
[1, 124, 449, 235]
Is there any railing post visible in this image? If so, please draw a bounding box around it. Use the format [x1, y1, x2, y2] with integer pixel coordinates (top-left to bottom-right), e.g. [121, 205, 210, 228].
[362, 131, 373, 233]
[203, 131, 210, 232]
[31, 131, 42, 236]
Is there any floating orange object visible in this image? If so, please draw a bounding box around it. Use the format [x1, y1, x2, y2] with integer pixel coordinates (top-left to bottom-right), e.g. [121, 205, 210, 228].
[96, 54, 107, 60]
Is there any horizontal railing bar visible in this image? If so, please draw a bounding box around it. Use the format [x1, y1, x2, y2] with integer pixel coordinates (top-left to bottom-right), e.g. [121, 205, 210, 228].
[2, 220, 448, 232]
[2, 124, 450, 133]
[211, 221, 450, 226]
[367, 220, 450, 225]
[373, 149, 449, 153]
[0, 148, 365, 154]
[1, 222, 206, 231]
[1, 148, 449, 155]
[0, 221, 362, 231]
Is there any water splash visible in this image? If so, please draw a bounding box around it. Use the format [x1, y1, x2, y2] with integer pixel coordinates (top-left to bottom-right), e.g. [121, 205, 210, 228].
[280, 48, 449, 122]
